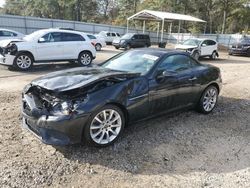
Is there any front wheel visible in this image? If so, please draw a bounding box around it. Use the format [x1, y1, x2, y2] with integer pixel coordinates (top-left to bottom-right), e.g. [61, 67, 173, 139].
[78, 51, 93, 66]
[210, 51, 217, 60]
[197, 85, 218, 114]
[83, 105, 125, 147]
[13, 53, 33, 71]
[125, 44, 131, 50]
[192, 51, 200, 60]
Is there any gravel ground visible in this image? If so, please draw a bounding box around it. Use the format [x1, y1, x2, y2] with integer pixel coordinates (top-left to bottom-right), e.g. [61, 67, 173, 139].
[0, 46, 250, 188]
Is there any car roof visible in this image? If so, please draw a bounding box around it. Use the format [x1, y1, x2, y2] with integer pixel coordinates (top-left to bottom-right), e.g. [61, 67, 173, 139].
[38, 28, 86, 35]
[188, 38, 216, 41]
[0, 28, 22, 34]
[131, 48, 190, 56]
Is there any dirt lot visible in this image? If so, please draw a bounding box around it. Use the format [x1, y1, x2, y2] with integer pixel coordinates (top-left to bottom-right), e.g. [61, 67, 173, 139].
[0, 46, 250, 188]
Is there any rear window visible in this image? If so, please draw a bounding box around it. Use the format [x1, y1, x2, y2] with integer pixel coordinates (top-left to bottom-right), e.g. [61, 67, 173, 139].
[87, 34, 96, 40]
[62, 33, 85, 41]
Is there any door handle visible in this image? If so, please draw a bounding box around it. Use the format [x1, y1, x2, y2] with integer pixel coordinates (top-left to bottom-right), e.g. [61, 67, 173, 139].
[189, 77, 197, 81]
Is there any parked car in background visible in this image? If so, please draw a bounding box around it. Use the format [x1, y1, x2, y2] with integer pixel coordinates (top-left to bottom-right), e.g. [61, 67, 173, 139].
[112, 33, 151, 50]
[87, 34, 106, 51]
[0, 28, 96, 71]
[229, 36, 250, 56]
[21, 49, 222, 147]
[175, 38, 219, 60]
[0, 28, 24, 41]
[98, 31, 120, 45]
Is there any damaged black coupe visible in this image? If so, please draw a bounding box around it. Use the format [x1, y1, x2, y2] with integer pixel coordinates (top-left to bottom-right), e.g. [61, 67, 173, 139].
[22, 49, 222, 147]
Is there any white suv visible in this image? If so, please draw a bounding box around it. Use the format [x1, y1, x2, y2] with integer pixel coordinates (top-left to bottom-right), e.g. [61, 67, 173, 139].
[0, 29, 96, 71]
[175, 38, 219, 60]
[98, 31, 120, 44]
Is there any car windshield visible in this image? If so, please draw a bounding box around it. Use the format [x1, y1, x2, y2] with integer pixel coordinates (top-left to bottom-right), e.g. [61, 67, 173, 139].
[121, 33, 134, 40]
[101, 50, 161, 75]
[182, 39, 201, 46]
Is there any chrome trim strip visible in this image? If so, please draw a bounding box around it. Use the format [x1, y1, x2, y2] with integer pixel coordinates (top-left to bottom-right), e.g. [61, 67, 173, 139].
[129, 93, 148, 101]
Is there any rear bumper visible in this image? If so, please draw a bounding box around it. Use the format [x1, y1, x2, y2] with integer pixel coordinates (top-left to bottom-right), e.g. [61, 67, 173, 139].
[0, 54, 15, 66]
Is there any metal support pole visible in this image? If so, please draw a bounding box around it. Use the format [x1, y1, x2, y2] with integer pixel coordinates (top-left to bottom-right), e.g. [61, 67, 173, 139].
[127, 19, 129, 33]
[157, 22, 160, 42]
[204, 22, 207, 34]
[177, 20, 181, 43]
[169, 22, 172, 34]
[143, 20, 146, 33]
[161, 19, 164, 42]
[168, 22, 173, 43]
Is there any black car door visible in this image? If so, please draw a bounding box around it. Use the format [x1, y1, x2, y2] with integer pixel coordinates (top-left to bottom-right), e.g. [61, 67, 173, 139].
[148, 54, 197, 115]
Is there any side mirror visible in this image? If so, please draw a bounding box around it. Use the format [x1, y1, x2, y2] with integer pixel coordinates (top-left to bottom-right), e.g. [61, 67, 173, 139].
[38, 38, 45, 43]
[131, 37, 135, 40]
[201, 43, 207, 47]
[156, 70, 176, 82]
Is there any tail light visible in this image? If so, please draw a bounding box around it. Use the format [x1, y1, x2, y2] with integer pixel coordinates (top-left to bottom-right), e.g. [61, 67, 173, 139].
[91, 42, 95, 47]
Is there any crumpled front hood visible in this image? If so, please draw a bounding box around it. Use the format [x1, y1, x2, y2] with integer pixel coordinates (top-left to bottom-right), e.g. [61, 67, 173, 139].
[31, 67, 140, 92]
[0, 39, 24, 47]
[175, 44, 198, 50]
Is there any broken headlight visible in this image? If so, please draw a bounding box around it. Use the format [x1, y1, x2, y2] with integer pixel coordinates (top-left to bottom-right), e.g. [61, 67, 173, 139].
[50, 97, 88, 116]
[51, 101, 73, 116]
[6, 43, 18, 55]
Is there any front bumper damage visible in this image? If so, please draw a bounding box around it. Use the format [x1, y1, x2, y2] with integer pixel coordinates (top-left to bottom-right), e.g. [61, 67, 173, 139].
[0, 54, 15, 66]
[21, 92, 90, 145]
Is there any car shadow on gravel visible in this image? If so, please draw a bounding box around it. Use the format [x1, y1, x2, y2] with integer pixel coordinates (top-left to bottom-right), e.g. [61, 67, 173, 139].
[55, 96, 250, 176]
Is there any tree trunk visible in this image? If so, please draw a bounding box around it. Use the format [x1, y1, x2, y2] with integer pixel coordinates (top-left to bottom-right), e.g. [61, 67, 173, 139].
[222, 10, 226, 34]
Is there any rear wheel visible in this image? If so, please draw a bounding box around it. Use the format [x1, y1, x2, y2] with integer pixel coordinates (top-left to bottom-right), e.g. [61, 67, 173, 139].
[13, 52, 33, 71]
[197, 85, 218, 114]
[115, 46, 120, 50]
[95, 43, 102, 51]
[83, 105, 125, 147]
[78, 51, 93, 66]
[247, 49, 250, 57]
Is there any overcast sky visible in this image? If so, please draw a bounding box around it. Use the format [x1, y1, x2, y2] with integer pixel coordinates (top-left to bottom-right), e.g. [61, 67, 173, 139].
[0, 0, 5, 8]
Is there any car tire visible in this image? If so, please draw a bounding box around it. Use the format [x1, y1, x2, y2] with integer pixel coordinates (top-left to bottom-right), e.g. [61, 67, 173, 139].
[13, 52, 33, 71]
[210, 51, 217, 60]
[78, 51, 93, 66]
[125, 44, 131, 50]
[247, 49, 250, 57]
[197, 85, 218, 114]
[193, 51, 200, 60]
[95, 43, 102, 51]
[83, 105, 125, 147]
[115, 46, 120, 50]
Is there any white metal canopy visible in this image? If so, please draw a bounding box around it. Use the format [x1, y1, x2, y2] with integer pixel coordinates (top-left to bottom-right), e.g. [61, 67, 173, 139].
[127, 9, 206, 42]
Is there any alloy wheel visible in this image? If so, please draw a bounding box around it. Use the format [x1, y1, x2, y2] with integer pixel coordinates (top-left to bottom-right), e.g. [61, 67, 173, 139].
[193, 52, 199, 60]
[212, 52, 217, 59]
[95, 44, 102, 51]
[80, 53, 92, 66]
[203, 87, 218, 112]
[90, 109, 122, 145]
[16, 55, 32, 69]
